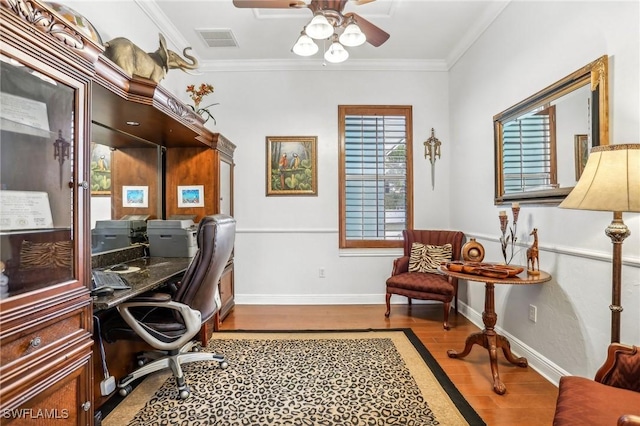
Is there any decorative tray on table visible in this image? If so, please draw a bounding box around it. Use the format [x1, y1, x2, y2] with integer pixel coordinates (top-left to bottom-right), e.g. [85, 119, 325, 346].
[444, 261, 524, 279]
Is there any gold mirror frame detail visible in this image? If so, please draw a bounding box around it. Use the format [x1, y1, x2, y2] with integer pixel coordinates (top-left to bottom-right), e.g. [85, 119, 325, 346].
[494, 55, 609, 205]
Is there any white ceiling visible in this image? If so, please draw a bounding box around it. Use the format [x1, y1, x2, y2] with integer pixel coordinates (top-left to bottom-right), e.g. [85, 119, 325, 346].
[71, 0, 511, 71]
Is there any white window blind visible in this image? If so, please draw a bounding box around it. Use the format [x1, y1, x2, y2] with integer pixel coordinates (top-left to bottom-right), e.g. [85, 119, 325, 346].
[339, 106, 412, 248]
[502, 106, 557, 193]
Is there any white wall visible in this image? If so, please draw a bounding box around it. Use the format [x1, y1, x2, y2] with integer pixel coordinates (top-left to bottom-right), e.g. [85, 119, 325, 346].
[185, 68, 453, 304]
[449, 0, 640, 381]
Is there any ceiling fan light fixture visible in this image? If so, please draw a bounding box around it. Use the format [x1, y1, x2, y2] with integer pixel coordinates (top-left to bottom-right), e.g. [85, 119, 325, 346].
[324, 40, 349, 63]
[292, 33, 318, 56]
[339, 22, 366, 47]
[306, 13, 334, 40]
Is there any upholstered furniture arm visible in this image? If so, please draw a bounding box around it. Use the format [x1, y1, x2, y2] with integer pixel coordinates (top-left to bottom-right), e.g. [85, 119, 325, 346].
[117, 300, 202, 350]
[595, 343, 640, 392]
[391, 256, 410, 275]
[619, 414, 640, 426]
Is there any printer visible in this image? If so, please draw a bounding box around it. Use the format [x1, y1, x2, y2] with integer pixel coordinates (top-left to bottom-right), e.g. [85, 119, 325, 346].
[147, 219, 198, 258]
[92, 219, 147, 253]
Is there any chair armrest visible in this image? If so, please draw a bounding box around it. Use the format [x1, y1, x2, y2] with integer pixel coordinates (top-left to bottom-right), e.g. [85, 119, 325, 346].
[117, 300, 201, 350]
[619, 415, 640, 426]
[391, 256, 410, 275]
[125, 292, 172, 303]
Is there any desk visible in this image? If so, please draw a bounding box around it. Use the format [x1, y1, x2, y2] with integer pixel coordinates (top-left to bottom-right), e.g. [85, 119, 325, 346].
[440, 265, 551, 395]
[92, 256, 191, 409]
[92, 257, 192, 311]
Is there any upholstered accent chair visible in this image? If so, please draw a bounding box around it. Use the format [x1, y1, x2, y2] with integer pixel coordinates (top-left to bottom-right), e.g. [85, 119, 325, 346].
[553, 343, 640, 426]
[385, 229, 465, 329]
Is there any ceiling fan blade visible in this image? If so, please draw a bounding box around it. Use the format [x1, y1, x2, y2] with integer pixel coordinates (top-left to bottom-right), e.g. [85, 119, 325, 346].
[232, 0, 307, 8]
[351, 0, 376, 5]
[345, 12, 389, 47]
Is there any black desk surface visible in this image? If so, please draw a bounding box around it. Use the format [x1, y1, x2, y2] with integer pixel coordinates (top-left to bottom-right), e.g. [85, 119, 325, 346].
[92, 257, 192, 311]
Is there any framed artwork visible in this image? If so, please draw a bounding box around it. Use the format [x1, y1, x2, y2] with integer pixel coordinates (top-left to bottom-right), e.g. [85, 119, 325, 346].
[123, 186, 148, 208]
[574, 134, 589, 180]
[90, 143, 111, 195]
[178, 185, 205, 207]
[266, 136, 317, 196]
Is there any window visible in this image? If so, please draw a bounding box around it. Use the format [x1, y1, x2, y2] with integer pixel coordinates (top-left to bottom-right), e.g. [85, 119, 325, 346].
[339, 105, 413, 249]
[502, 105, 557, 193]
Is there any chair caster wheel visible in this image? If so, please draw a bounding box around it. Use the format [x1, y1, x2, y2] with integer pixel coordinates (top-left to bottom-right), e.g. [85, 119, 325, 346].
[119, 385, 132, 397]
[179, 388, 190, 399]
[136, 354, 147, 366]
[220, 361, 228, 369]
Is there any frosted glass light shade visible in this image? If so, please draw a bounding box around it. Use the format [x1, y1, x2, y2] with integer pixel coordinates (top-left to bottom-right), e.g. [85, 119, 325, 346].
[306, 14, 334, 40]
[324, 41, 349, 63]
[292, 34, 318, 56]
[559, 144, 640, 212]
[339, 23, 366, 47]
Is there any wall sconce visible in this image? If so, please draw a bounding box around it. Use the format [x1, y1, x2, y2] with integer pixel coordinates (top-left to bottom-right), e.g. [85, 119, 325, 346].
[423, 128, 442, 190]
[53, 129, 70, 189]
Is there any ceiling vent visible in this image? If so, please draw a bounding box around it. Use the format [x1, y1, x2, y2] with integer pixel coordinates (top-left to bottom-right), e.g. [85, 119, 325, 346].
[197, 29, 239, 48]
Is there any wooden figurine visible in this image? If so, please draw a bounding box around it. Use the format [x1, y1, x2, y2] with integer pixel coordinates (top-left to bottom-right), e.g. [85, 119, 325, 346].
[527, 228, 540, 275]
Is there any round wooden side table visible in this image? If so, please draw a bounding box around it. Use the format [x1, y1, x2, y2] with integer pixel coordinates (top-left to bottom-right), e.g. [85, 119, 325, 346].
[440, 265, 551, 395]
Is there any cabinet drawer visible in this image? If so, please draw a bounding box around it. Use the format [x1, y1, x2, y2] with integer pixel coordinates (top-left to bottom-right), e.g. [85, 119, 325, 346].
[1, 310, 86, 367]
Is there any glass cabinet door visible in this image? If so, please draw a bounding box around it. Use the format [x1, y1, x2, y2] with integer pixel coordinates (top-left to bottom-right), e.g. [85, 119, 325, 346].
[0, 53, 78, 298]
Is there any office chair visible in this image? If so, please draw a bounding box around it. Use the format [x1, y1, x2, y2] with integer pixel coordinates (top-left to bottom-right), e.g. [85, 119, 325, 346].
[103, 214, 236, 399]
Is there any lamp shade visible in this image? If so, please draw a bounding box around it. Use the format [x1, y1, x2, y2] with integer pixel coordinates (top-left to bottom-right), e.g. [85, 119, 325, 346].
[339, 23, 366, 47]
[559, 144, 640, 212]
[292, 33, 318, 56]
[324, 40, 349, 63]
[306, 14, 334, 40]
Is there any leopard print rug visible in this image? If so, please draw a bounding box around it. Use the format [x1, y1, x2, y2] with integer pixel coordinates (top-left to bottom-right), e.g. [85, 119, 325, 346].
[103, 330, 484, 426]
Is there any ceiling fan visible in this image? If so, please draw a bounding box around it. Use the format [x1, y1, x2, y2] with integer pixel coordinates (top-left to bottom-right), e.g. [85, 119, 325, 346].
[232, 0, 390, 62]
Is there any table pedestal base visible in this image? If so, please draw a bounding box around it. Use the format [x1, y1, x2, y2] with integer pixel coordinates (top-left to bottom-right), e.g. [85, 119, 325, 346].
[447, 329, 528, 395]
[447, 282, 528, 395]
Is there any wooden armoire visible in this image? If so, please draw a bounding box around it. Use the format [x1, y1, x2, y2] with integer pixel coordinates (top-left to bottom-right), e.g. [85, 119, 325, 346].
[0, 1, 235, 423]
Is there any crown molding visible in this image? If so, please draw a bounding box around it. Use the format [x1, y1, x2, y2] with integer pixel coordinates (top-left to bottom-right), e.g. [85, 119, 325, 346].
[134, 0, 192, 52]
[446, 0, 511, 69]
[198, 58, 448, 72]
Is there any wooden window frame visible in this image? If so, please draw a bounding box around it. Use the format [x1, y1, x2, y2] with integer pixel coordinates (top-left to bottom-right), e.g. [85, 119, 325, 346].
[338, 105, 413, 249]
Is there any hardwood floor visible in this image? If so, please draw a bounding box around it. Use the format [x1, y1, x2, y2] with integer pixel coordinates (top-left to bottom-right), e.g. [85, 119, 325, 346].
[220, 304, 559, 426]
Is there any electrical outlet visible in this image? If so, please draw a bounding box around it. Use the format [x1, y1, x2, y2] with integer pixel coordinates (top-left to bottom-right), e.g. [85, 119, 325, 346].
[319, 268, 325, 278]
[100, 376, 116, 396]
[528, 304, 537, 322]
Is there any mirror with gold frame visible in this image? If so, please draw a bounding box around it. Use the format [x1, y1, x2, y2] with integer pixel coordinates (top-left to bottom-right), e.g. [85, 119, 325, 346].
[494, 55, 609, 205]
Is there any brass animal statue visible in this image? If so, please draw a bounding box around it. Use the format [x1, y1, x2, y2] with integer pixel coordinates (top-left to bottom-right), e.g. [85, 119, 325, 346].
[527, 228, 540, 275]
[103, 33, 199, 83]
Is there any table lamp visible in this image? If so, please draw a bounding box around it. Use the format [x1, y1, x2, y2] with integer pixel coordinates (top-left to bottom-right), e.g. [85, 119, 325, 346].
[559, 144, 640, 343]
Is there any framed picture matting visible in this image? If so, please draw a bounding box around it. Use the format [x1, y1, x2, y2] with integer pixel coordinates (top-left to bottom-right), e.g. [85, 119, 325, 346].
[266, 136, 317, 196]
[178, 185, 205, 207]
